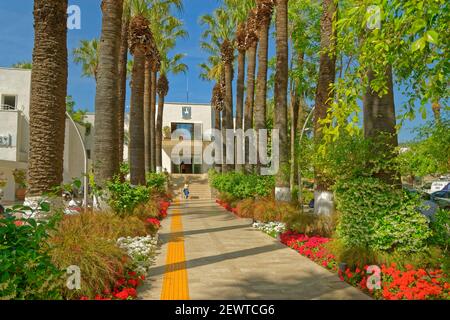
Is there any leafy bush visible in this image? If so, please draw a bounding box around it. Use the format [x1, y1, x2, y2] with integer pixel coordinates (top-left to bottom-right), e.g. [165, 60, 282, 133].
[48, 212, 133, 299]
[429, 209, 449, 250]
[107, 177, 151, 216]
[146, 173, 167, 194]
[0, 213, 64, 300]
[334, 177, 431, 253]
[209, 171, 275, 200]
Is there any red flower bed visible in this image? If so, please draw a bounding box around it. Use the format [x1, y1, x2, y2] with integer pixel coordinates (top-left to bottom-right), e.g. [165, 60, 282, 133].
[216, 200, 238, 216]
[79, 271, 146, 300]
[146, 217, 161, 229]
[158, 200, 170, 220]
[280, 230, 449, 300]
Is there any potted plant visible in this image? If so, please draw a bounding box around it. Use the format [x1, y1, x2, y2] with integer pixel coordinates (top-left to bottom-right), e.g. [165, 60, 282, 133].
[12, 169, 27, 201]
[163, 126, 171, 140]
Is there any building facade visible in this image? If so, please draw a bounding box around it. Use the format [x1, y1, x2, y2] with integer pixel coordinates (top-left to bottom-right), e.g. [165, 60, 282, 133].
[0, 68, 90, 203]
[0, 67, 215, 202]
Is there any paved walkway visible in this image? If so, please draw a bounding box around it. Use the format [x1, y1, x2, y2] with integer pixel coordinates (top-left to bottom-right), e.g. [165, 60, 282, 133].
[139, 198, 370, 300]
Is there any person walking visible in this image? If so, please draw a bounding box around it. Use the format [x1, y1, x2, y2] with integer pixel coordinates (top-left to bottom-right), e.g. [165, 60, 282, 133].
[182, 183, 190, 199]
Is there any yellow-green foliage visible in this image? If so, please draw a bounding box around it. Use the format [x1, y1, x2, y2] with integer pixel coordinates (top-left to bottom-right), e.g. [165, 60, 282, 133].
[235, 199, 256, 219]
[326, 238, 444, 270]
[48, 212, 146, 298]
[282, 210, 339, 237]
[252, 199, 297, 223]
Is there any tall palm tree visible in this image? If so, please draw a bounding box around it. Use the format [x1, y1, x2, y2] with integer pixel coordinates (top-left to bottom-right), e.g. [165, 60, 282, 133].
[274, 0, 289, 201]
[118, 1, 132, 168]
[27, 0, 68, 198]
[200, 8, 236, 172]
[93, 0, 124, 187]
[244, 8, 259, 171]
[313, 0, 337, 212]
[156, 54, 188, 170]
[254, 0, 274, 170]
[225, 0, 255, 172]
[73, 39, 99, 81]
[146, 0, 184, 172]
[128, 12, 153, 185]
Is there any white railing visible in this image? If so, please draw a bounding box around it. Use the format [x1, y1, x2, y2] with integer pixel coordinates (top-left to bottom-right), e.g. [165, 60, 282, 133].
[0, 104, 16, 111]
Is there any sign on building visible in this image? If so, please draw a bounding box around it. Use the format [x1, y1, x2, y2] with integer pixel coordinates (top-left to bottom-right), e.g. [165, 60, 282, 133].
[182, 106, 191, 120]
[0, 134, 12, 147]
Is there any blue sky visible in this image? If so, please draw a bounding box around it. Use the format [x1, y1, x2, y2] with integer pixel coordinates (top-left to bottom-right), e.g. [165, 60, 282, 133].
[0, 0, 431, 142]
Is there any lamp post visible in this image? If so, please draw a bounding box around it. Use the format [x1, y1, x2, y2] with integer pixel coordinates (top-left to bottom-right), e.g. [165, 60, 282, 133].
[297, 106, 315, 211]
[66, 112, 89, 209]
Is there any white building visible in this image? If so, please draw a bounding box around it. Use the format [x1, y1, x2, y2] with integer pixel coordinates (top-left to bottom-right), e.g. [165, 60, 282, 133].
[0, 68, 92, 203]
[0, 67, 216, 202]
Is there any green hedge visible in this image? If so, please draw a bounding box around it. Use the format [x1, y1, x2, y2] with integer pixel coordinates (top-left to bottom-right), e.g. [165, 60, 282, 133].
[335, 177, 431, 253]
[209, 170, 275, 200]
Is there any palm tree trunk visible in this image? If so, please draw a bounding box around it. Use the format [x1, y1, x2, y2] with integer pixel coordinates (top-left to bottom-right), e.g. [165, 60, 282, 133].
[290, 51, 304, 192]
[28, 0, 68, 197]
[144, 60, 151, 173]
[117, 15, 129, 170]
[244, 44, 257, 172]
[235, 50, 245, 172]
[93, 0, 123, 186]
[274, 0, 289, 201]
[129, 53, 146, 185]
[254, 17, 271, 169]
[150, 70, 157, 172]
[314, 0, 336, 192]
[224, 62, 234, 172]
[156, 94, 164, 170]
[363, 66, 400, 186]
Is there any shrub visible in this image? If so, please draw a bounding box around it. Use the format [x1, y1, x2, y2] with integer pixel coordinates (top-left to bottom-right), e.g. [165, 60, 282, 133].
[282, 210, 338, 237]
[209, 171, 275, 200]
[107, 177, 151, 216]
[335, 177, 432, 253]
[253, 199, 297, 223]
[217, 192, 240, 208]
[48, 212, 130, 299]
[429, 209, 449, 250]
[146, 173, 167, 194]
[0, 213, 64, 300]
[235, 199, 256, 219]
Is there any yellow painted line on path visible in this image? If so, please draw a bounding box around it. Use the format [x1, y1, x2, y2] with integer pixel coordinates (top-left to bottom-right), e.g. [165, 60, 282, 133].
[161, 199, 190, 300]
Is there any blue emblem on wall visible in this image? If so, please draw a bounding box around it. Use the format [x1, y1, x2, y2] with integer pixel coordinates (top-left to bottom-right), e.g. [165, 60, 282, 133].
[182, 106, 191, 119]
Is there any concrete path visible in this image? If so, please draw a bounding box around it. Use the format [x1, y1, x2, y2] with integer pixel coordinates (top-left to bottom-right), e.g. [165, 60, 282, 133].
[139, 198, 370, 300]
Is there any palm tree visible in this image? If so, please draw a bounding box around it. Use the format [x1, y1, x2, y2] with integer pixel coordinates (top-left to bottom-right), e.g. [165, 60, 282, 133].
[313, 0, 337, 212]
[93, 0, 124, 187]
[146, 0, 184, 172]
[274, 0, 289, 201]
[225, 0, 255, 172]
[254, 0, 274, 170]
[156, 54, 188, 170]
[200, 8, 236, 172]
[128, 12, 153, 185]
[244, 8, 259, 171]
[73, 39, 99, 81]
[118, 1, 132, 169]
[27, 0, 68, 197]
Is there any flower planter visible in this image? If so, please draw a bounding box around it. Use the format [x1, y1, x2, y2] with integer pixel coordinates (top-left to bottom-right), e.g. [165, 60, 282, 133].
[15, 188, 26, 201]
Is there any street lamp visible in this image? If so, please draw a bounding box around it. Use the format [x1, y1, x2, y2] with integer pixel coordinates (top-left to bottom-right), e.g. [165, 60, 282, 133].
[66, 112, 89, 209]
[297, 106, 315, 211]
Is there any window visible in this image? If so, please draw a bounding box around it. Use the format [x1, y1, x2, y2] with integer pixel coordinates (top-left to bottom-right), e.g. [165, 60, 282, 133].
[1, 95, 17, 110]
